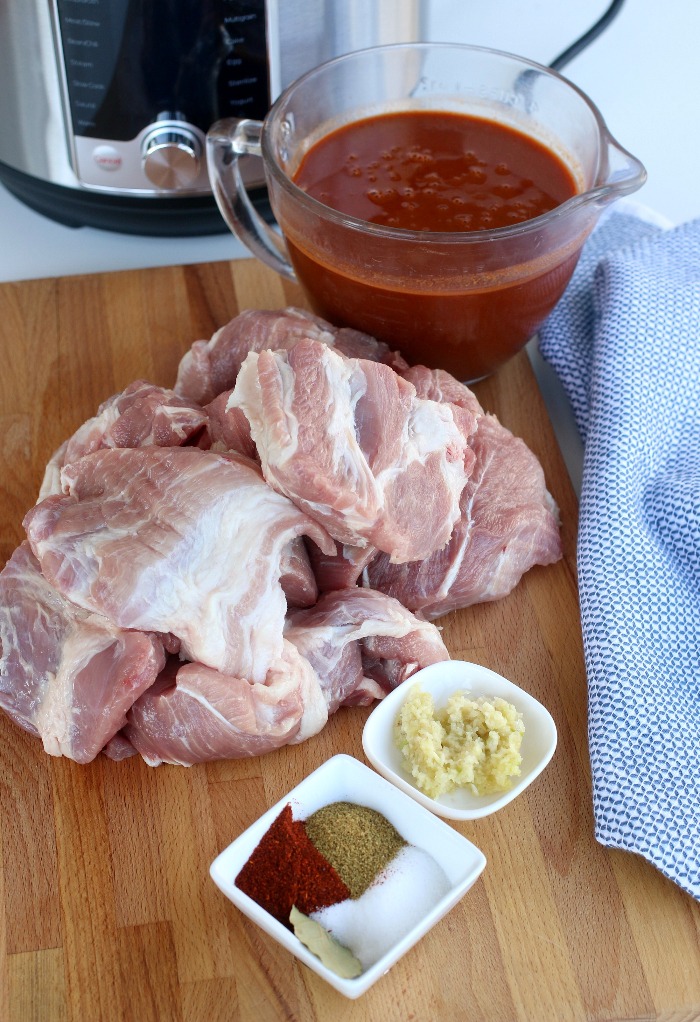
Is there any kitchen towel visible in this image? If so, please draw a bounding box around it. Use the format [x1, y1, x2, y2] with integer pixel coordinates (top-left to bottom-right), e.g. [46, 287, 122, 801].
[538, 203, 700, 901]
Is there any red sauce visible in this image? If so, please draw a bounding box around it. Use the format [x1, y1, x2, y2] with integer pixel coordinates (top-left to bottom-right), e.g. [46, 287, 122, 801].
[284, 110, 581, 380]
[294, 111, 576, 232]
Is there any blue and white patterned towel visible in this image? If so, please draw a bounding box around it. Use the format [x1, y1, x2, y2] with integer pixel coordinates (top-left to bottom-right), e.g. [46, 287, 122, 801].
[538, 203, 700, 901]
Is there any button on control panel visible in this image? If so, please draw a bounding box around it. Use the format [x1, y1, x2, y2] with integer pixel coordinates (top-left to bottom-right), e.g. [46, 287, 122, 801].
[141, 126, 201, 189]
[91, 145, 122, 172]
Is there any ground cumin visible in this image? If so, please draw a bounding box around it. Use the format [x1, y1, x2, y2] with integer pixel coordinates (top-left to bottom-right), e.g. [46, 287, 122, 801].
[303, 802, 406, 899]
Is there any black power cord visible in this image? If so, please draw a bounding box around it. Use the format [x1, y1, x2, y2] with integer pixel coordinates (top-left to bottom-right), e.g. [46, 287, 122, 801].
[548, 0, 627, 71]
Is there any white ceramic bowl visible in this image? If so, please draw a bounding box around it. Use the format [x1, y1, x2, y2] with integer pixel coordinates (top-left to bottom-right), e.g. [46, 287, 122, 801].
[210, 753, 486, 999]
[362, 660, 558, 820]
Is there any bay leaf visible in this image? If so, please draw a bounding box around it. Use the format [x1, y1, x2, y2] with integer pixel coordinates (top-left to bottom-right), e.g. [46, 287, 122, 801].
[289, 905, 362, 979]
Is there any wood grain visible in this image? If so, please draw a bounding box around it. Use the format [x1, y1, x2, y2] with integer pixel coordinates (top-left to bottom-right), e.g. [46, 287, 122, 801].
[1, 259, 698, 1022]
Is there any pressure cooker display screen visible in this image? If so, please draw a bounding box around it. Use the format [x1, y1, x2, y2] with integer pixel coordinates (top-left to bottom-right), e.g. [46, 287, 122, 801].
[55, 0, 270, 140]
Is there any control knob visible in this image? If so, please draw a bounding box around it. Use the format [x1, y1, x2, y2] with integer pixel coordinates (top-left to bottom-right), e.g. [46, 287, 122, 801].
[141, 125, 201, 190]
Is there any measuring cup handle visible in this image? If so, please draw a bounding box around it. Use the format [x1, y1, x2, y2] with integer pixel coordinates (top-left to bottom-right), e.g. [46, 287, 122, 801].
[206, 118, 296, 280]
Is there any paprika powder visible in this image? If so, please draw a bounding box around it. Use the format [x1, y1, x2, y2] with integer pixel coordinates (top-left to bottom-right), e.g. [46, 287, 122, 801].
[235, 804, 350, 926]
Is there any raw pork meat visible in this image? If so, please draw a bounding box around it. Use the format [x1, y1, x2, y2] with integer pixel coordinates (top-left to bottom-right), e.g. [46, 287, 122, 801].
[0, 304, 565, 772]
[200, 389, 257, 460]
[24, 447, 334, 682]
[331, 325, 408, 371]
[124, 639, 328, 766]
[303, 367, 483, 596]
[200, 390, 315, 621]
[38, 380, 207, 499]
[279, 538, 318, 608]
[400, 364, 483, 417]
[368, 412, 562, 617]
[174, 307, 407, 405]
[229, 339, 476, 562]
[0, 542, 165, 763]
[102, 733, 139, 760]
[305, 539, 378, 593]
[285, 588, 449, 713]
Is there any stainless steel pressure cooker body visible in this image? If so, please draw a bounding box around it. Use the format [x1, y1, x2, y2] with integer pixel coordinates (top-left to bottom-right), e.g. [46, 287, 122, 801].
[0, 1, 420, 235]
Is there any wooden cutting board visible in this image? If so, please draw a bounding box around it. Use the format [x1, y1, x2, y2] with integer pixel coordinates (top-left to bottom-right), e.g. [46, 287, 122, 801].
[0, 258, 698, 1022]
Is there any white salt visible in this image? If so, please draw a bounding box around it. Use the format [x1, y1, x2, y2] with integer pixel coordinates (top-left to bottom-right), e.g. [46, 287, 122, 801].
[311, 844, 451, 970]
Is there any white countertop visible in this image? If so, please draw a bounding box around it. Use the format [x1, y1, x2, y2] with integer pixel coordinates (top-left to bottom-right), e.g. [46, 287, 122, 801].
[1, 0, 698, 493]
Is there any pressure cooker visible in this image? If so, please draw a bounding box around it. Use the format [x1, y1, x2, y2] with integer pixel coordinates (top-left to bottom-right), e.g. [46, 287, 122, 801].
[0, 0, 421, 235]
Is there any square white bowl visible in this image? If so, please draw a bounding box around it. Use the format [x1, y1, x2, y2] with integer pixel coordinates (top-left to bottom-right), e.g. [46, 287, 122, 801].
[362, 660, 557, 820]
[210, 753, 486, 999]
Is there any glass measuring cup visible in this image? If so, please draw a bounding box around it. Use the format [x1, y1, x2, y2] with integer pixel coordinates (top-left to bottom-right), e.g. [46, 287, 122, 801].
[207, 43, 646, 382]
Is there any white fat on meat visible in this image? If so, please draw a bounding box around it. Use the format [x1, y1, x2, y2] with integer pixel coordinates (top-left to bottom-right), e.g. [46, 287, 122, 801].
[229, 339, 476, 563]
[23, 447, 335, 683]
[194, 396, 316, 608]
[124, 639, 328, 766]
[38, 380, 207, 500]
[0, 542, 165, 763]
[39, 441, 69, 503]
[284, 588, 450, 713]
[174, 306, 407, 406]
[367, 412, 563, 617]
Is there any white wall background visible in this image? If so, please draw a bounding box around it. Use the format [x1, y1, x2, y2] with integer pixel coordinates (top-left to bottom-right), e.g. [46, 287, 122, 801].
[424, 0, 697, 227]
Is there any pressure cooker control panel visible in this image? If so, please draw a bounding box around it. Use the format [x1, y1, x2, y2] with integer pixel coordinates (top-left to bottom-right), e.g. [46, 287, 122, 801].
[52, 0, 270, 193]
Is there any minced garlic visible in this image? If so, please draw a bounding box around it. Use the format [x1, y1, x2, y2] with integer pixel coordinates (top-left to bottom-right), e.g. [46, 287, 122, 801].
[394, 686, 524, 798]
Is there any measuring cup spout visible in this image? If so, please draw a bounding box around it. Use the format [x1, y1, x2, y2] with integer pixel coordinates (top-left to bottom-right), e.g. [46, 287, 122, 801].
[596, 132, 648, 206]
